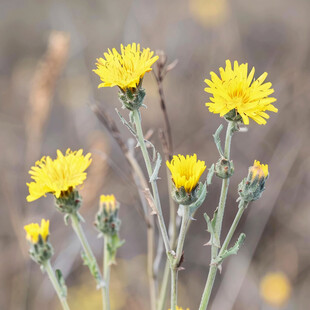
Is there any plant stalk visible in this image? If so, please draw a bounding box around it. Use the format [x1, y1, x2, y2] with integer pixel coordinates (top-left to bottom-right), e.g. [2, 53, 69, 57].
[44, 260, 70, 310]
[132, 109, 171, 254]
[170, 205, 190, 310]
[70, 212, 106, 309]
[103, 235, 111, 310]
[198, 121, 235, 310]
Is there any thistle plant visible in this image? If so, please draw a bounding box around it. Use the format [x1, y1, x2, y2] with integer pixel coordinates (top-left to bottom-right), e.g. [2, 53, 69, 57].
[24, 42, 278, 310]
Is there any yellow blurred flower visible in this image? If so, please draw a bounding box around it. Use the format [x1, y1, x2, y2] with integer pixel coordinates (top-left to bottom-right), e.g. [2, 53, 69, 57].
[93, 43, 159, 90]
[260, 272, 291, 307]
[250, 160, 268, 181]
[189, 0, 228, 27]
[204, 60, 277, 125]
[24, 219, 50, 243]
[27, 149, 92, 202]
[167, 154, 206, 193]
[100, 194, 117, 212]
[168, 307, 190, 310]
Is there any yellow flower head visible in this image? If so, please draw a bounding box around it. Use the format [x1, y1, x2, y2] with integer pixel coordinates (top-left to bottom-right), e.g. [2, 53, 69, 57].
[166, 154, 206, 193]
[204, 60, 277, 125]
[93, 43, 159, 90]
[250, 160, 269, 181]
[168, 307, 190, 310]
[260, 272, 291, 307]
[27, 149, 92, 202]
[24, 219, 50, 243]
[100, 194, 117, 213]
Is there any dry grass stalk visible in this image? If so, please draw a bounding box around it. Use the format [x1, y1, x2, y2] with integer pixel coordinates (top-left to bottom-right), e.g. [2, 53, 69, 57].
[25, 31, 70, 165]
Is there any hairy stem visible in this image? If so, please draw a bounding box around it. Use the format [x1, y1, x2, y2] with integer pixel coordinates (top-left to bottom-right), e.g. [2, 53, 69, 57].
[70, 213, 105, 309]
[199, 121, 235, 310]
[171, 205, 190, 310]
[44, 260, 70, 310]
[103, 235, 111, 310]
[132, 109, 171, 254]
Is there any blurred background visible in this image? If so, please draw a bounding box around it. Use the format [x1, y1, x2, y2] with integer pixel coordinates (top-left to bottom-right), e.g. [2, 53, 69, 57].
[1, 0, 310, 309]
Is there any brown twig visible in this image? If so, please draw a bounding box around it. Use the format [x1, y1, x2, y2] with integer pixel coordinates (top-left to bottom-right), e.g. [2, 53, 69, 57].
[153, 50, 178, 160]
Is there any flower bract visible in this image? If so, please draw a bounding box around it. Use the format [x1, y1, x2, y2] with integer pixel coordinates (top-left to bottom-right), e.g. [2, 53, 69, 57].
[93, 43, 159, 90]
[166, 154, 206, 193]
[24, 219, 50, 244]
[204, 60, 277, 125]
[27, 149, 92, 202]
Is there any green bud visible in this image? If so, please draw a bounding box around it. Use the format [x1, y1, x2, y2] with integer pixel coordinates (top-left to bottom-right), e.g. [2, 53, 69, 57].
[215, 158, 234, 179]
[238, 161, 269, 202]
[29, 235, 54, 265]
[95, 195, 121, 236]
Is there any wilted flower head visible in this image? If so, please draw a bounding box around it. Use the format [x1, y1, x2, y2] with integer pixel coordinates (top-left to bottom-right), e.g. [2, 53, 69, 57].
[204, 60, 277, 125]
[93, 43, 158, 90]
[260, 272, 291, 307]
[167, 154, 206, 193]
[24, 219, 49, 244]
[27, 149, 92, 202]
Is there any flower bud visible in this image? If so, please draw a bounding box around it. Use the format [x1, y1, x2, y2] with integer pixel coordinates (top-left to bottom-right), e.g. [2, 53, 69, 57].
[215, 158, 234, 179]
[95, 195, 121, 235]
[24, 219, 53, 264]
[238, 160, 269, 202]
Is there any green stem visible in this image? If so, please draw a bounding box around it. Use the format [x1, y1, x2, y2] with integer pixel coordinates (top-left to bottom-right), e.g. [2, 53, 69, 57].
[157, 262, 170, 310]
[44, 260, 70, 310]
[132, 109, 171, 254]
[219, 200, 248, 256]
[103, 235, 111, 310]
[157, 170, 177, 310]
[70, 213, 106, 308]
[198, 121, 235, 310]
[170, 205, 190, 310]
[170, 268, 178, 310]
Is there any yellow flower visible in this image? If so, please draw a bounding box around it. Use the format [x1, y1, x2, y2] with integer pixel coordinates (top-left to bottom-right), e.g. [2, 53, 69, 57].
[250, 160, 268, 181]
[24, 219, 50, 243]
[168, 307, 190, 310]
[93, 43, 159, 90]
[27, 149, 92, 202]
[100, 194, 117, 212]
[189, 0, 228, 28]
[260, 272, 291, 307]
[166, 154, 206, 193]
[204, 60, 277, 125]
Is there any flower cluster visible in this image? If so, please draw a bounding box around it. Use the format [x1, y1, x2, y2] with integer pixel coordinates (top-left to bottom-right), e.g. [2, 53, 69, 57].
[204, 60, 277, 125]
[27, 149, 92, 202]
